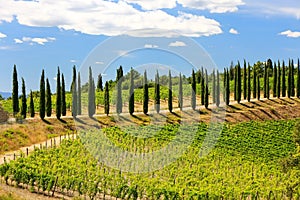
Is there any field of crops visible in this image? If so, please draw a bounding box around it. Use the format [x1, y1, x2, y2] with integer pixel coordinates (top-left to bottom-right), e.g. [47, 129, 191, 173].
[1, 119, 300, 199]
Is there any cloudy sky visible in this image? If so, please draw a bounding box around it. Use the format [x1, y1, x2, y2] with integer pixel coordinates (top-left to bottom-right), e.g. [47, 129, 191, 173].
[0, 0, 299, 92]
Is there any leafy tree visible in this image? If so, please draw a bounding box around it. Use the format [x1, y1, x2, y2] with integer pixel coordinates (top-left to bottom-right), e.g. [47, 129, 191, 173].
[178, 73, 183, 110]
[257, 75, 260, 100]
[40, 69, 45, 120]
[116, 66, 123, 114]
[88, 67, 95, 117]
[216, 70, 220, 107]
[282, 61, 286, 97]
[243, 60, 247, 100]
[129, 68, 134, 115]
[104, 81, 109, 116]
[61, 74, 66, 116]
[56, 68, 61, 119]
[154, 71, 160, 113]
[204, 69, 209, 108]
[277, 61, 281, 98]
[77, 72, 81, 115]
[97, 73, 103, 91]
[297, 59, 300, 98]
[273, 62, 277, 97]
[29, 90, 34, 118]
[191, 69, 196, 110]
[21, 78, 26, 119]
[143, 70, 149, 115]
[168, 70, 173, 112]
[201, 68, 205, 105]
[12, 65, 19, 116]
[46, 78, 52, 117]
[247, 63, 251, 102]
[253, 65, 257, 99]
[72, 66, 77, 117]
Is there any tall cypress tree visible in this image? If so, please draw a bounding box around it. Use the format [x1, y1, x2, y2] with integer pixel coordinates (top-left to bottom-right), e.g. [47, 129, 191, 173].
[178, 73, 183, 110]
[88, 67, 95, 117]
[104, 81, 109, 116]
[223, 68, 226, 102]
[297, 59, 300, 98]
[277, 61, 281, 98]
[291, 59, 295, 97]
[237, 62, 242, 103]
[288, 60, 292, 98]
[12, 65, 19, 116]
[226, 69, 230, 105]
[143, 70, 149, 114]
[46, 78, 52, 117]
[56, 68, 61, 119]
[129, 68, 134, 115]
[273, 63, 277, 97]
[243, 60, 247, 100]
[264, 62, 267, 98]
[61, 74, 66, 116]
[216, 70, 220, 107]
[234, 65, 237, 101]
[154, 71, 160, 113]
[30, 90, 34, 118]
[282, 61, 286, 97]
[72, 66, 77, 117]
[253, 65, 257, 99]
[266, 65, 270, 99]
[116, 66, 123, 114]
[77, 72, 81, 115]
[212, 70, 216, 104]
[247, 63, 251, 102]
[201, 68, 205, 105]
[40, 69, 45, 120]
[168, 70, 173, 112]
[191, 69, 196, 109]
[257, 75, 260, 100]
[204, 69, 209, 108]
[97, 74, 103, 91]
[21, 78, 26, 119]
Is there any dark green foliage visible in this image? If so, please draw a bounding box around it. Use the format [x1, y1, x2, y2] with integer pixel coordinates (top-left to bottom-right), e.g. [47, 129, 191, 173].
[288, 60, 291, 98]
[104, 81, 109, 116]
[297, 59, 300, 98]
[21, 78, 26, 119]
[243, 60, 247, 100]
[88, 67, 96, 117]
[154, 71, 160, 113]
[257, 75, 260, 100]
[264, 63, 267, 98]
[204, 69, 209, 109]
[247, 63, 251, 102]
[223, 68, 226, 102]
[77, 72, 81, 115]
[116, 66, 123, 114]
[273, 63, 277, 97]
[40, 69, 45, 120]
[216, 70, 220, 107]
[191, 69, 196, 110]
[234, 65, 237, 101]
[12, 65, 19, 116]
[168, 70, 173, 112]
[143, 70, 149, 114]
[212, 70, 216, 104]
[46, 78, 52, 117]
[277, 61, 281, 98]
[291, 59, 295, 97]
[178, 73, 183, 110]
[266, 59, 271, 99]
[129, 68, 134, 115]
[282, 61, 286, 97]
[201, 68, 205, 105]
[236, 62, 242, 103]
[56, 68, 61, 119]
[61, 74, 66, 116]
[29, 90, 34, 118]
[253, 65, 257, 99]
[97, 74, 103, 91]
[72, 66, 77, 117]
[226, 69, 230, 105]
[196, 70, 201, 84]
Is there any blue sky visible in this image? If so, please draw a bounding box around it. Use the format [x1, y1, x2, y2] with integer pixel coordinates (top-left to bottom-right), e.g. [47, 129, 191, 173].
[0, 0, 299, 92]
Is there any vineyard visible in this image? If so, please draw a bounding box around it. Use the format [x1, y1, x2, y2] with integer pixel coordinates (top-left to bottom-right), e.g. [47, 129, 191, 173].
[1, 119, 300, 199]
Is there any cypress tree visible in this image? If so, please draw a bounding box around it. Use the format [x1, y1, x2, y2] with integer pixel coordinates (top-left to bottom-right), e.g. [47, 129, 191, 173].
[291, 59, 295, 97]
[266, 65, 270, 99]
[178, 73, 183, 110]
[77, 72, 81, 115]
[282, 61, 286, 97]
[237, 62, 242, 103]
[297, 59, 300, 98]
[88, 67, 95, 117]
[273, 63, 277, 97]
[97, 74, 103, 91]
[204, 69, 209, 109]
[46, 78, 52, 117]
[92, 79, 96, 115]
[30, 90, 34, 118]
[104, 81, 109, 116]
[253, 65, 257, 99]
[234, 65, 237, 101]
[216, 70, 220, 107]
[257, 75, 260, 100]
[129, 68, 134, 115]
[143, 70, 149, 114]
[247, 63, 251, 102]
[226, 69, 230, 105]
[223, 68, 226, 102]
[277, 61, 281, 98]
[243, 60, 247, 100]
[21, 78, 26, 119]
[116, 66, 123, 114]
[72, 66, 77, 117]
[12, 65, 19, 116]
[288, 60, 291, 98]
[264, 62, 267, 98]
[154, 71, 160, 113]
[168, 70, 173, 112]
[191, 69, 196, 109]
[61, 74, 66, 116]
[40, 70, 45, 120]
[201, 67, 205, 105]
[212, 70, 216, 104]
[56, 68, 61, 119]
[196, 70, 201, 84]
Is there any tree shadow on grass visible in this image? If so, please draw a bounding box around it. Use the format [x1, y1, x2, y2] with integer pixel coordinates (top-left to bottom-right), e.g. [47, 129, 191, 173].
[42, 119, 51, 125]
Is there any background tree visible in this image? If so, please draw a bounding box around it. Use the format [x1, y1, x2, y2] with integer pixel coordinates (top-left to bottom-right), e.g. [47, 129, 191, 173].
[72, 66, 77, 117]
[46, 78, 52, 117]
[77, 72, 81, 115]
[40, 69, 45, 120]
[143, 70, 149, 114]
[97, 73, 103, 91]
[61, 74, 66, 116]
[168, 70, 173, 112]
[204, 69, 209, 108]
[116, 66, 123, 114]
[29, 90, 34, 118]
[12, 65, 19, 116]
[201, 68, 205, 105]
[191, 69, 196, 110]
[216, 70, 220, 107]
[154, 71, 160, 113]
[277, 61, 281, 98]
[56, 68, 61, 119]
[257, 75, 260, 100]
[129, 68, 134, 115]
[21, 78, 26, 119]
[297, 59, 300, 98]
[253, 65, 257, 99]
[88, 67, 95, 117]
[178, 73, 183, 110]
[243, 60, 247, 100]
[247, 63, 251, 102]
[104, 81, 109, 116]
[273, 63, 277, 97]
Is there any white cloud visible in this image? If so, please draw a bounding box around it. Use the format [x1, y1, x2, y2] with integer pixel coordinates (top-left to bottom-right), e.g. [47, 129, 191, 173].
[124, 0, 176, 10]
[229, 28, 239, 34]
[169, 41, 187, 47]
[279, 30, 300, 38]
[95, 61, 104, 65]
[0, 32, 7, 38]
[70, 59, 77, 63]
[53, 77, 57, 81]
[0, 0, 222, 37]
[144, 44, 159, 48]
[14, 39, 23, 44]
[16, 37, 56, 45]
